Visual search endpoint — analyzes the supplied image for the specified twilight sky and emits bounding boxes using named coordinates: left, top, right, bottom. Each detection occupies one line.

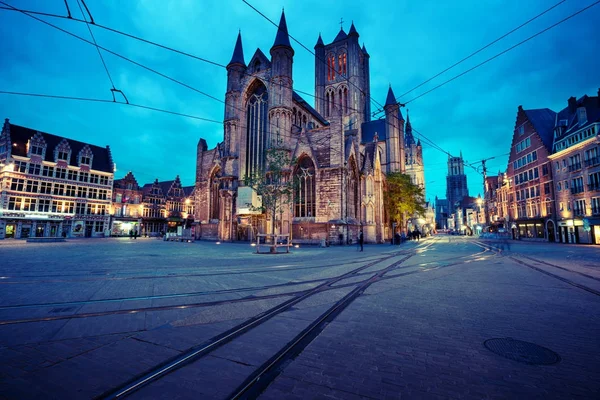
left=0, top=0, right=598, bottom=201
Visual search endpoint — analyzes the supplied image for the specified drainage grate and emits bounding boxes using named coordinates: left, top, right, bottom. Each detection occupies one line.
left=484, top=338, right=560, bottom=365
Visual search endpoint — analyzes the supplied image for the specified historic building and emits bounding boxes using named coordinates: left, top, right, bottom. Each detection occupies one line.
left=109, top=171, right=143, bottom=236
left=504, top=106, right=556, bottom=241
left=194, top=12, right=407, bottom=243
left=446, top=153, right=469, bottom=211
left=434, top=197, right=449, bottom=230
left=548, top=92, right=600, bottom=244
left=0, top=119, right=114, bottom=239
left=140, top=176, right=195, bottom=237
left=404, top=113, right=425, bottom=199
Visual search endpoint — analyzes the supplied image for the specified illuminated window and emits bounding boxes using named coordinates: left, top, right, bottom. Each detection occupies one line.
left=294, top=157, right=316, bottom=218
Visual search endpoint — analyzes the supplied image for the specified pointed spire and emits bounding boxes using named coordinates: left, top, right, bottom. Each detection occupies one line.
left=228, top=31, right=245, bottom=67
left=385, top=85, right=396, bottom=107
left=348, top=21, right=359, bottom=37
left=315, top=33, right=324, bottom=48
left=273, top=10, right=292, bottom=49
left=361, top=43, right=369, bottom=56
left=405, top=110, right=414, bottom=145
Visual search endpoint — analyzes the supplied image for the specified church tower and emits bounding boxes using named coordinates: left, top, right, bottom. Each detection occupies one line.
left=224, top=32, right=246, bottom=158
left=314, top=22, right=371, bottom=133
left=384, top=85, right=403, bottom=173
left=404, top=112, right=425, bottom=198
left=446, top=152, right=469, bottom=209
left=269, top=11, right=294, bottom=149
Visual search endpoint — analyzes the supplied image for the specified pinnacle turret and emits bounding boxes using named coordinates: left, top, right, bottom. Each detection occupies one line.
left=228, top=31, right=245, bottom=67
left=315, top=33, right=324, bottom=48
left=385, top=85, right=397, bottom=107
left=348, top=21, right=359, bottom=37
left=272, top=10, right=292, bottom=51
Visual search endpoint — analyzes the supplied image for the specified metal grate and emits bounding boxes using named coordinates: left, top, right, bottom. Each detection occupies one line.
left=484, top=338, right=560, bottom=365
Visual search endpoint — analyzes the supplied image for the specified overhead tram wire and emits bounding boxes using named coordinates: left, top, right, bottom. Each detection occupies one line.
left=0, top=91, right=223, bottom=124
left=403, top=0, right=600, bottom=105
left=373, top=0, right=568, bottom=113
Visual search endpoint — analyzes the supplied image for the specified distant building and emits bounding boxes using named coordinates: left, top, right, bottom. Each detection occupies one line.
left=110, top=171, right=143, bottom=236
left=434, top=196, right=449, bottom=230
left=140, top=176, right=195, bottom=237
left=484, top=175, right=500, bottom=230
left=0, top=119, right=114, bottom=239
left=446, top=153, right=469, bottom=215
left=548, top=91, right=600, bottom=244
left=404, top=113, right=425, bottom=198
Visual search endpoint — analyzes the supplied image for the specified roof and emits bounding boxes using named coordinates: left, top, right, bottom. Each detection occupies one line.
left=182, top=185, right=195, bottom=197
left=385, top=86, right=396, bottom=107
left=361, top=142, right=377, bottom=173
left=5, top=121, right=114, bottom=173
left=272, top=11, right=292, bottom=49
left=333, top=28, right=347, bottom=42
left=228, top=31, right=245, bottom=66
left=554, top=94, right=600, bottom=141
left=292, top=91, right=329, bottom=126
left=314, top=33, right=324, bottom=48
left=348, top=22, right=358, bottom=37
left=361, top=44, right=369, bottom=56
left=523, top=108, right=556, bottom=152
left=114, top=171, right=139, bottom=190
left=361, top=119, right=386, bottom=143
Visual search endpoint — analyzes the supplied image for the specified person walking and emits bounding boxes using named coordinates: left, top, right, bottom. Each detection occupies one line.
left=129, top=229, right=133, bottom=239
left=133, top=228, right=138, bottom=240
left=359, top=230, right=364, bottom=252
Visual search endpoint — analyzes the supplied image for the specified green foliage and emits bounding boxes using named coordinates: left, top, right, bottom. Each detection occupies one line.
left=385, top=172, right=426, bottom=228
left=243, top=148, right=296, bottom=235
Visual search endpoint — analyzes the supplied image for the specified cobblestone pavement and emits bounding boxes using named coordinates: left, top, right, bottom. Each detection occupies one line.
left=0, top=236, right=599, bottom=399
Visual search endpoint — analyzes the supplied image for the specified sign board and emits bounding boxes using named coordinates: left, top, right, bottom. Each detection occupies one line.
left=583, top=218, right=591, bottom=232
left=236, top=186, right=262, bottom=215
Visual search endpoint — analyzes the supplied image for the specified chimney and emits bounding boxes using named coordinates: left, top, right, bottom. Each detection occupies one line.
left=568, top=96, right=577, bottom=113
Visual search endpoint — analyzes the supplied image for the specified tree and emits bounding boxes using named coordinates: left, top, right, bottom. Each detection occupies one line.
left=385, top=172, right=426, bottom=232
left=244, top=148, right=296, bottom=240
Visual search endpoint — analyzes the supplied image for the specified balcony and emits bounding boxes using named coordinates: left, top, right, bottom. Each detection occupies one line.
left=588, top=183, right=600, bottom=192
left=570, top=187, right=585, bottom=195
left=568, top=163, right=582, bottom=172
left=573, top=208, right=586, bottom=217
left=584, top=157, right=600, bottom=167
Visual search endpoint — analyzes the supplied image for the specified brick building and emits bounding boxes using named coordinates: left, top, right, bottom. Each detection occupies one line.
left=194, top=12, right=407, bottom=243
left=140, top=176, right=194, bottom=237
left=504, top=106, right=557, bottom=240
left=548, top=92, right=600, bottom=244
left=109, top=171, right=143, bottom=236
left=0, top=119, right=114, bottom=239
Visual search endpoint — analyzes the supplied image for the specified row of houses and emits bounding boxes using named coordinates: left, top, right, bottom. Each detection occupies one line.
left=0, top=119, right=194, bottom=239
left=484, top=90, right=600, bottom=245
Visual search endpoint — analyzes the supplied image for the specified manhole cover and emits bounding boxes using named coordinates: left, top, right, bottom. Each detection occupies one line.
left=484, top=338, right=560, bottom=365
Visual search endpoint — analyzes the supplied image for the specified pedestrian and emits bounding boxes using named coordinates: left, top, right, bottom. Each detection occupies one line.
left=413, top=229, right=420, bottom=241
left=359, top=230, right=364, bottom=252
left=129, top=229, right=133, bottom=239
left=401, top=231, right=406, bottom=243
left=133, top=229, right=138, bottom=240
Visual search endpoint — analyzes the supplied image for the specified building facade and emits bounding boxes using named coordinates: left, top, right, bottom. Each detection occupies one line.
left=194, top=12, right=408, bottom=244
left=504, top=106, right=557, bottom=241
left=548, top=93, right=600, bottom=244
left=0, top=119, right=114, bottom=239
left=446, top=153, right=469, bottom=213
left=110, top=171, right=143, bottom=236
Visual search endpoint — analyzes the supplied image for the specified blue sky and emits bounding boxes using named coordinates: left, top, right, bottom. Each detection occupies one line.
left=0, top=0, right=598, bottom=201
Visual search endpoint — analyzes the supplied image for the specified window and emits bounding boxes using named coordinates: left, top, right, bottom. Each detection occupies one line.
left=53, top=184, right=65, bottom=196
left=99, top=189, right=108, bottom=200
left=65, top=185, right=76, bottom=197
left=564, top=180, right=569, bottom=189
left=10, top=178, right=25, bottom=191
left=542, top=164, right=549, bottom=176
left=15, top=161, right=27, bottom=173
left=556, top=162, right=560, bottom=171
left=90, top=174, right=99, bottom=184
left=57, top=151, right=68, bottom=160
left=589, top=172, right=600, bottom=191
left=532, top=151, right=537, bottom=161
left=77, top=187, right=87, bottom=198
left=55, top=168, right=66, bottom=179
left=25, top=181, right=38, bottom=193
left=88, top=188, right=98, bottom=199
left=574, top=199, right=586, bottom=216
left=327, top=54, right=336, bottom=81
left=95, top=221, right=105, bottom=232
left=22, top=198, right=36, bottom=211
left=544, top=183, right=550, bottom=195
left=518, top=125, right=525, bottom=135
left=42, top=166, right=54, bottom=177
left=79, top=172, right=88, bottom=183
left=294, top=157, right=316, bottom=218
left=245, top=82, right=269, bottom=178
left=67, top=170, right=77, bottom=181
left=75, top=203, right=86, bottom=215
left=516, top=191, right=521, bottom=201
left=38, top=199, right=50, bottom=212
left=534, top=168, right=539, bottom=178
left=592, top=197, right=600, bottom=214
left=8, top=197, right=22, bottom=210
left=30, top=145, right=43, bottom=155
left=80, top=156, right=91, bottom=165
left=28, top=163, right=41, bottom=175
left=40, top=182, right=52, bottom=194
left=557, top=182, right=562, bottom=191
left=99, top=176, right=109, bottom=186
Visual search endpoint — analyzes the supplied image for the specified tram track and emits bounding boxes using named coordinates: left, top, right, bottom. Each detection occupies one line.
left=96, top=240, right=494, bottom=399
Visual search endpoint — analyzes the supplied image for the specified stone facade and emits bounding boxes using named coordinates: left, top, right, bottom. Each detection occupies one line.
left=194, top=12, right=407, bottom=244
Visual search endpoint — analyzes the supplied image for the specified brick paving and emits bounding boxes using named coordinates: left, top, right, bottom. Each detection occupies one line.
left=0, top=236, right=599, bottom=399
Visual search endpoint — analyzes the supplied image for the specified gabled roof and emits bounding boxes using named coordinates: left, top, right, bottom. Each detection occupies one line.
left=5, top=122, right=114, bottom=173
left=182, top=185, right=195, bottom=197
left=114, top=171, right=139, bottom=190
left=292, top=91, right=328, bottom=126
left=523, top=108, right=556, bottom=152
left=333, top=28, right=347, bottom=42
left=361, top=142, right=377, bottom=173
left=247, top=48, right=271, bottom=71
left=554, top=95, right=600, bottom=140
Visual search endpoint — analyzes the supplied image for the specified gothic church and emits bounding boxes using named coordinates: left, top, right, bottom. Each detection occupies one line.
left=194, top=11, right=411, bottom=243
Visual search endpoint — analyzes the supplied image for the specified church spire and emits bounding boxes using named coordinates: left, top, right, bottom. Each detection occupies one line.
left=272, top=10, right=292, bottom=51
left=385, top=85, right=396, bottom=107
left=348, top=21, right=359, bottom=37
left=314, top=33, right=324, bottom=48
left=405, top=110, right=415, bottom=146
left=228, top=31, right=245, bottom=67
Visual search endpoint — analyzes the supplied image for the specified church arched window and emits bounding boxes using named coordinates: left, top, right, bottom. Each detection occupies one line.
left=343, top=87, right=349, bottom=114
left=294, top=157, right=316, bottom=218
left=338, top=52, right=347, bottom=76
left=210, top=169, right=221, bottom=220
left=245, top=82, right=269, bottom=177
left=327, top=54, right=335, bottom=81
